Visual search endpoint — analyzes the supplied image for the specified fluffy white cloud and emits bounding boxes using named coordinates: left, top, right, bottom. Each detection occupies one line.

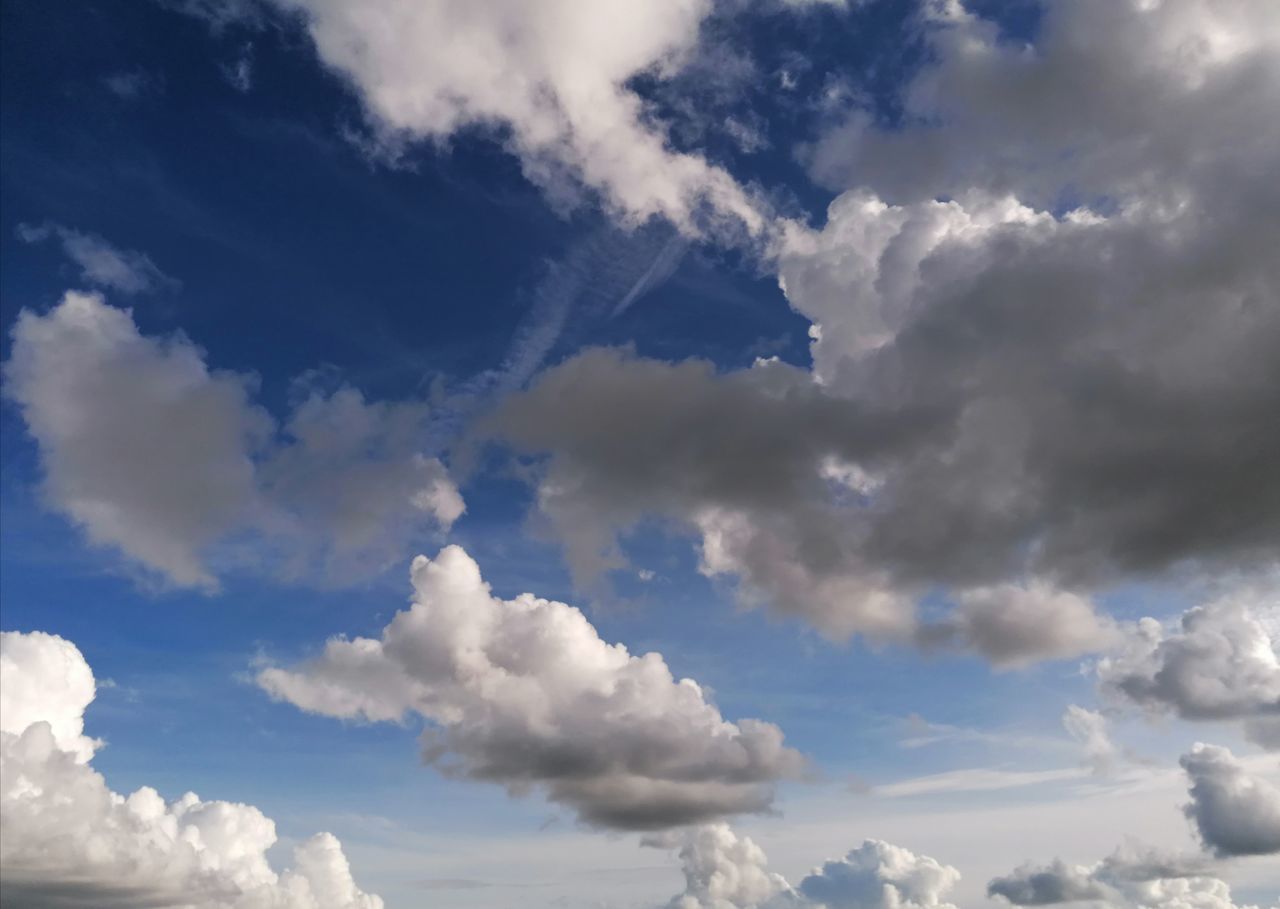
left=0, top=630, right=382, bottom=909
left=256, top=544, right=805, bottom=831
left=652, top=824, right=794, bottom=909
left=1097, top=594, right=1280, bottom=748
left=2, top=292, right=462, bottom=589
left=652, top=825, right=961, bottom=909
left=795, top=840, right=961, bottom=909
left=16, top=222, right=177, bottom=295
left=1180, top=743, right=1280, bottom=858
left=264, top=0, right=763, bottom=234
left=0, top=630, right=100, bottom=763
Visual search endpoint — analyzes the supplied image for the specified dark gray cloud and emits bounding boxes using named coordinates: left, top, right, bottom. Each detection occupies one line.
left=1181, top=743, right=1280, bottom=858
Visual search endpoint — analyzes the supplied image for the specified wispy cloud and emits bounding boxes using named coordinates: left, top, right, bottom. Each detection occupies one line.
left=16, top=222, right=178, bottom=295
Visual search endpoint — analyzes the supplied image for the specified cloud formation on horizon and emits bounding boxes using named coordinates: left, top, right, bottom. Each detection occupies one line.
left=0, top=630, right=383, bottom=909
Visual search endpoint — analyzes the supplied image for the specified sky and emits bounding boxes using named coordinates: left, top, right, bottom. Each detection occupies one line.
left=0, top=1, right=1277, bottom=908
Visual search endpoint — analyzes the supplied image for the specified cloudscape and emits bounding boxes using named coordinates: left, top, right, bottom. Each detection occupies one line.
left=1, top=1, right=1277, bottom=907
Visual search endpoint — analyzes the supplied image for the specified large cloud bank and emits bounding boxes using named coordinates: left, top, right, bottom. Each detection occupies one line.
left=2, top=291, right=463, bottom=589
left=483, top=0, right=1280, bottom=654
left=0, top=630, right=382, bottom=909
left=256, top=545, right=805, bottom=830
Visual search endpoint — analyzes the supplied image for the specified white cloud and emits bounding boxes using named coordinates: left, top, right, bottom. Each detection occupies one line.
left=796, top=839, right=961, bottom=909
left=17, top=222, right=177, bottom=295
left=651, top=823, right=794, bottom=909
left=0, top=630, right=382, bottom=909
left=1061, top=706, right=1118, bottom=776
left=1097, top=593, right=1280, bottom=748
left=264, top=0, right=764, bottom=234
left=2, top=292, right=463, bottom=589
left=652, top=825, right=961, bottom=909
left=0, top=630, right=100, bottom=762
left=256, top=544, right=805, bottom=831
left=871, top=766, right=1086, bottom=800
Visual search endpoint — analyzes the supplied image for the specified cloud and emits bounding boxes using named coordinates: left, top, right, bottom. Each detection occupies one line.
left=1180, top=743, right=1280, bottom=858
left=2, top=291, right=462, bottom=589
left=918, top=585, right=1117, bottom=670
left=0, top=630, right=382, bottom=909
left=484, top=347, right=1128, bottom=664
left=796, top=840, right=961, bottom=909
left=256, top=545, right=805, bottom=831
left=986, top=739, right=1278, bottom=907
left=1096, top=593, right=1280, bottom=748
left=17, top=222, right=177, bottom=295
left=652, top=825, right=960, bottom=909
left=987, top=844, right=1248, bottom=909
left=489, top=47, right=1279, bottom=651
left=1061, top=706, right=1118, bottom=776
left=806, top=0, right=1280, bottom=209
left=870, top=766, right=1085, bottom=800
left=257, top=0, right=764, bottom=235
left=986, top=848, right=1240, bottom=909
left=650, top=824, right=793, bottom=909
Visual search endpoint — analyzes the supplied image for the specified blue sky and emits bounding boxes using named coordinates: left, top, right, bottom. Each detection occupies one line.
left=1, top=2, right=1278, bottom=908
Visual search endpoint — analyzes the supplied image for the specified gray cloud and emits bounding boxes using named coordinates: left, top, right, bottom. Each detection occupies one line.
left=1097, top=594, right=1280, bottom=748
left=16, top=222, right=177, bottom=295
left=3, top=292, right=462, bottom=589
left=257, top=545, right=806, bottom=831
left=988, top=845, right=1237, bottom=908
left=806, top=0, right=1280, bottom=210
left=1181, top=743, right=1280, bottom=858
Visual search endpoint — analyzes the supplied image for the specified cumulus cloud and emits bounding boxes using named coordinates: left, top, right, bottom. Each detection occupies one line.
left=0, top=630, right=382, bottom=909
left=16, top=222, right=177, bottom=295
left=795, top=840, right=961, bottom=909
left=651, top=824, right=794, bottom=909
left=2, top=291, right=462, bottom=589
left=807, top=0, right=1280, bottom=208
left=986, top=846, right=1246, bottom=909
left=259, top=0, right=763, bottom=234
left=1097, top=594, right=1280, bottom=748
left=652, top=824, right=961, bottom=909
left=1180, top=743, right=1280, bottom=858
left=256, top=545, right=805, bottom=831
left=488, top=0, right=1280, bottom=654
left=987, top=740, right=1279, bottom=907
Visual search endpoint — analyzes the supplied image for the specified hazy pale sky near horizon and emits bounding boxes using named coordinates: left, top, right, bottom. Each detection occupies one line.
left=1, top=1, right=1278, bottom=908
